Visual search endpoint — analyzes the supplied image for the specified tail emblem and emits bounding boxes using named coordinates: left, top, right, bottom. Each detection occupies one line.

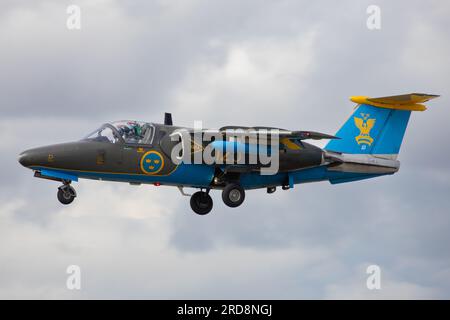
left=354, top=113, right=376, bottom=149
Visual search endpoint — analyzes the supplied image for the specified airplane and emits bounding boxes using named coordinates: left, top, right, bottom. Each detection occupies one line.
left=18, top=93, right=439, bottom=215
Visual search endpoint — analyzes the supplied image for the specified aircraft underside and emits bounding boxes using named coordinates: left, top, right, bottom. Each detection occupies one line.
left=28, top=158, right=395, bottom=214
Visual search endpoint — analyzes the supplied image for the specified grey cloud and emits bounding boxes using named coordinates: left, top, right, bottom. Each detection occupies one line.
left=1, top=0, right=450, bottom=299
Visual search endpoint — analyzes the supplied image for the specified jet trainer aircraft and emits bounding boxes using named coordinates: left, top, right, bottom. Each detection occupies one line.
left=19, top=93, right=439, bottom=215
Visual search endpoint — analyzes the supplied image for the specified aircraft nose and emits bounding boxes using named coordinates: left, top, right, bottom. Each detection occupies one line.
left=18, top=148, right=44, bottom=168
left=18, top=151, right=32, bottom=167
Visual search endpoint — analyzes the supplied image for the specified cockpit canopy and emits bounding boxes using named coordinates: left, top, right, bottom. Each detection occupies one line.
left=83, top=121, right=155, bottom=144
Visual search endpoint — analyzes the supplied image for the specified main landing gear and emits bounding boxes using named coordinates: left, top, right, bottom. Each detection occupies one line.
left=57, top=181, right=77, bottom=205
left=190, top=190, right=213, bottom=215
left=222, top=183, right=245, bottom=208
left=188, top=183, right=246, bottom=215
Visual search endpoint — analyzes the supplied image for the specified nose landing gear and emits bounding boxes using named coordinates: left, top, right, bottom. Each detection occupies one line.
left=57, top=182, right=77, bottom=205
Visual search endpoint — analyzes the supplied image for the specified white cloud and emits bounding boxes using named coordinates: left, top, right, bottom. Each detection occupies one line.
left=170, top=30, right=317, bottom=127
left=401, top=22, right=450, bottom=81
left=0, top=183, right=337, bottom=299
left=325, top=264, right=441, bottom=299
left=2, top=0, right=450, bottom=299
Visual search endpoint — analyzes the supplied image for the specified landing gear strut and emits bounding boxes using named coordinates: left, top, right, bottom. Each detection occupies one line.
left=57, top=182, right=76, bottom=205
left=190, top=190, right=213, bottom=215
left=222, top=183, right=245, bottom=208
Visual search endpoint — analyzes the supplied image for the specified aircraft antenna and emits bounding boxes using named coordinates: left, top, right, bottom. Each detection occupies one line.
left=164, top=112, right=173, bottom=125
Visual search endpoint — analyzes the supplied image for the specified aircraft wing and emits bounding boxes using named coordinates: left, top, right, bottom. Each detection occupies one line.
left=284, top=131, right=340, bottom=140
left=218, top=126, right=339, bottom=140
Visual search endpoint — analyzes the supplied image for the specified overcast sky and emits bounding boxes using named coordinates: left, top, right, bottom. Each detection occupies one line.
left=1, top=0, right=450, bottom=299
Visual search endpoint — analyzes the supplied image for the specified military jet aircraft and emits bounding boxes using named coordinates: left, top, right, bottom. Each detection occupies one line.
left=19, top=93, right=438, bottom=215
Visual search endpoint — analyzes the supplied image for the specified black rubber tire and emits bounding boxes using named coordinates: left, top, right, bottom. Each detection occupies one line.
left=190, top=191, right=213, bottom=215
left=57, top=188, right=75, bottom=205
left=222, top=183, right=245, bottom=208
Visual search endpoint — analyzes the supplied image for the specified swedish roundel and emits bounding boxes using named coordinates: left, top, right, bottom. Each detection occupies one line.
left=140, top=151, right=164, bottom=175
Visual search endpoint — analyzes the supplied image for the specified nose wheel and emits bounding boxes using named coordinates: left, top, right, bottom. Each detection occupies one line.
left=190, top=191, right=213, bottom=215
left=57, top=183, right=77, bottom=205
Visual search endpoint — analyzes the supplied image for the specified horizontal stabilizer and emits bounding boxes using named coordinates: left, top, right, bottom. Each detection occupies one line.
left=368, top=93, right=439, bottom=104
left=350, top=93, right=439, bottom=111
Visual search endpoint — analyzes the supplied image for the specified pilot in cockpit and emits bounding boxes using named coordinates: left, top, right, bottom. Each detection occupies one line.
left=117, top=122, right=145, bottom=143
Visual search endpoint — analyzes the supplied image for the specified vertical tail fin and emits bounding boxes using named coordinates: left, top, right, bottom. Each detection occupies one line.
left=325, top=93, right=439, bottom=157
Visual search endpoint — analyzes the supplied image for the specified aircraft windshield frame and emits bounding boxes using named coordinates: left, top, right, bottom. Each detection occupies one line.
left=83, top=124, right=123, bottom=144
left=83, top=121, right=155, bottom=145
